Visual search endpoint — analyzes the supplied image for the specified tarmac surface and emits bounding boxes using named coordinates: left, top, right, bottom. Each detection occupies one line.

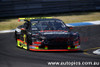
left=0, top=25, right=100, bottom=67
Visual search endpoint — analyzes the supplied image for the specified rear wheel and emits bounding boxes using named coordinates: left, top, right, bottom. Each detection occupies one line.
left=17, top=39, right=23, bottom=48
left=15, top=31, right=18, bottom=42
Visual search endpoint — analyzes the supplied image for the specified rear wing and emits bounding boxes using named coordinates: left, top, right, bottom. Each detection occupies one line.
left=18, top=17, right=52, bottom=22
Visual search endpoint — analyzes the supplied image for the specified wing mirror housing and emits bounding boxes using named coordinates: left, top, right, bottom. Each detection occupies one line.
left=68, top=27, right=73, bottom=30
left=21, top=28, right=25, bottom=30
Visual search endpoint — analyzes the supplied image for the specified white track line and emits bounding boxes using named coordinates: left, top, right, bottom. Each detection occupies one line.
left=93, top=49, right=100, bottom=55
left=88, top=21, right=100, bottom=25
left=0, top=30, right=15, bottom=33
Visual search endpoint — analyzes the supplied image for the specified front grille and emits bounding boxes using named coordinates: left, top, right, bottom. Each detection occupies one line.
left=48, top=45, right=67, bottom=49
left=46, top=38, right=73, bottom=45
left=41, top=38, right=73, bottom=49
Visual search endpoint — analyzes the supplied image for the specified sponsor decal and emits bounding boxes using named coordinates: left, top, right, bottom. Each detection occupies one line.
left=43, top=32, right=68, bottom=34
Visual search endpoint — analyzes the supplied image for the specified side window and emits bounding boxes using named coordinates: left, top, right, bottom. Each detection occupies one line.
left=24, top=23, right=27, bottom=29
left=24, top=22, right=29, bottom=29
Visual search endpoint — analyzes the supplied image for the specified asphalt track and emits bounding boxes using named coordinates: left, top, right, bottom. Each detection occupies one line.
left=0, top=25, right=100, bottom=67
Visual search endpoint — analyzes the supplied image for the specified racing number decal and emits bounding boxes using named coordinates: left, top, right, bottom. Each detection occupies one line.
left=22, top=34, right=27, bottom=50
left=23, top=34, right=26, bottom=43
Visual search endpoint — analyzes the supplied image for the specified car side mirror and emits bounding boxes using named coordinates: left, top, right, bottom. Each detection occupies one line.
left=68, top=27, right=73, bottom=29
left=21, top=28, right=25, bottom=30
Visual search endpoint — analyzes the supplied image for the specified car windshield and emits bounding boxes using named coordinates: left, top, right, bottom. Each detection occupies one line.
left=31, top=20, right=67, bottom=31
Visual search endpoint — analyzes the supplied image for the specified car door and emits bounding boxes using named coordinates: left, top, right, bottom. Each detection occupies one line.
left=20, top=22, right=29, bottom=42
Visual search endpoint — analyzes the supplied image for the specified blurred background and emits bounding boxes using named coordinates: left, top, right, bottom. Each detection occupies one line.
left=0, top=0, right=100, bottom=30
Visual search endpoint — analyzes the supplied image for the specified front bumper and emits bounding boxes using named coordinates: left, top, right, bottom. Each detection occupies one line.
left=29, top=45, right=80, bottom=51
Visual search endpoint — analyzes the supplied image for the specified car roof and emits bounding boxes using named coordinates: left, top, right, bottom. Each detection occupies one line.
left=30, top=18, right=62, bottom=22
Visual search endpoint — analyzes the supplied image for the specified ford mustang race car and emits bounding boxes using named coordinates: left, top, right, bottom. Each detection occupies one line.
left=15, top=17, right=80, bottom=51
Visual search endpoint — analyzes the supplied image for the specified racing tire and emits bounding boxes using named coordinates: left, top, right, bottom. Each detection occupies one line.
left=26, top=35, right=32, bottom=51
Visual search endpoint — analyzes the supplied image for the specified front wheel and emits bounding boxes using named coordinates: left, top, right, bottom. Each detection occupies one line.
left=26, top=35, right=32, bottom=50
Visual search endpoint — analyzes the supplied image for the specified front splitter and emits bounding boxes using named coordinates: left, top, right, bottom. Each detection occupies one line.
left=29, top=49, right=80, bottom=51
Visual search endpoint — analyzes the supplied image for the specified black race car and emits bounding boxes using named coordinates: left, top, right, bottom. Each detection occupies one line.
left=15, top=18, right=80, bottom=51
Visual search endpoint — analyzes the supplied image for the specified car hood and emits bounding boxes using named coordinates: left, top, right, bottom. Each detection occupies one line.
left=38, top=31, right=74, bottom=39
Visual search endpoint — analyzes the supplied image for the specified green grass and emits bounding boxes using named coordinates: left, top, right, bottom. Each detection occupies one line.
left=0, top=11, right=100, bottom=31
